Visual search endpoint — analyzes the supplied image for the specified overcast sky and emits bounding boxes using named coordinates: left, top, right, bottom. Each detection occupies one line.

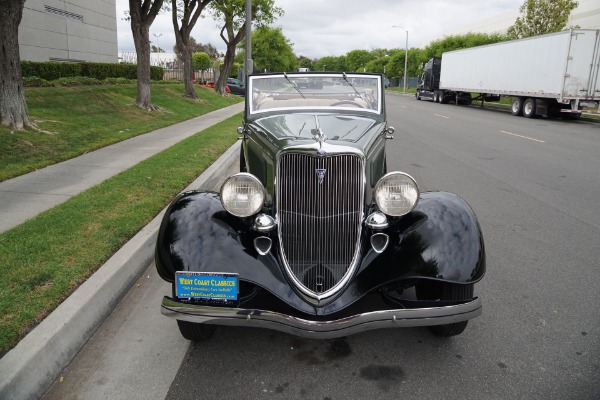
left=116, top=0, right=524, bottom=58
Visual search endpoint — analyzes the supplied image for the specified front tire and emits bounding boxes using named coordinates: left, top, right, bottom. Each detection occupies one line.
left=177, top=320, right=216, bottom=342
left=416, top=281, right=474, bottom=337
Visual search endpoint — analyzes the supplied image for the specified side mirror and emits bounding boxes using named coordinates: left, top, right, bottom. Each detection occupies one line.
left=385, top=126, right=395, bottom=140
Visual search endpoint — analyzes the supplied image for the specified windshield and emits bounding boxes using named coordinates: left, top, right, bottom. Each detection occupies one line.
left=256, top=114, right=376, bottom=142
left=248, top=73, right=382, bottom=115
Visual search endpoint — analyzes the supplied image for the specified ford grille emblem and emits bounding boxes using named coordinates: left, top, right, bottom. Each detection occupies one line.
left=316, top=168, right=326, bottom=185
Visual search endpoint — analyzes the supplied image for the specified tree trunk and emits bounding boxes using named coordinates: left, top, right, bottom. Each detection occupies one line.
left=181, top=45, right=197, bottom=98
left=170, top=0, right=212, bottom=100
left=129, top=0, right=164, bottom=110
left=0, top=0, right=31, bottom=130
left=131, top=19, right=153, bottom=109
left=216, top=43, right=236, bottom=95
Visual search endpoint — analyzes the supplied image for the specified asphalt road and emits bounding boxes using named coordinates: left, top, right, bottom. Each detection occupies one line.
left=43, top=95, right=600, bottom=400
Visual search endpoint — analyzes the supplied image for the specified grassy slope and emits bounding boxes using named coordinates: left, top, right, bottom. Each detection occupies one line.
left=0, top=84, right=240, bottom=181
left=0, top=113, right=242, bottom=356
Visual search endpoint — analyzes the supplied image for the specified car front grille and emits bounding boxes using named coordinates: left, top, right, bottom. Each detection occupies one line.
left=277, top=153, right=364, bottom=297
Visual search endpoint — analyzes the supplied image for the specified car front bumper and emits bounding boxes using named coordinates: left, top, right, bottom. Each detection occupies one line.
left=161, top=296, right=482, bottom=339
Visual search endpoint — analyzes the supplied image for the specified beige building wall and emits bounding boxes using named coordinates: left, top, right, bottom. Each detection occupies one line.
left=19, top=0, right=117, bottom=63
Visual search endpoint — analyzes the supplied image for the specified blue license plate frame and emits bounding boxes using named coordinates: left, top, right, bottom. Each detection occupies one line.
left=175, top=272, right=239, bottom=301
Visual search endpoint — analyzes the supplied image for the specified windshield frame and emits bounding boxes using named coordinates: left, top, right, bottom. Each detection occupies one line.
left=245, top=73, right=385, bottom=122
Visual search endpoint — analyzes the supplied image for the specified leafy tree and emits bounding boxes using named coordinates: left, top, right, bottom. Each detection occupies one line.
left=365, top=57, right=389, bottom=74
left=0, top=0, right=30, bottom=130
left=171, top=0, right=213, bottom=98
left=369, top=48, right=390, bottom=59
left=193, top=52, right=212, bottom=70
left=297, top=56, right=313, bottom=70
left=252, top=26, right=296, bottom=72
left=345, top=49, right=375, bottom=72
left=314, top=56, right=346, bottom=72
left=209, top=0, right=282, bottom=95
left=193, top=51, right=211, bottom=81
left=383, top=48, right=423, bottom=81
left=507, top=0, right=579, bottom=39
left=422, top=32, right=509, bottom=61
left=129, top=0, right=165, bottom=110
left=174, top=37, right=220, bottom=59
left=151, top=44, right=165, bottom=52
left=385, top=50, right=405, bottom=80
left=234, top=48, right=245, bottom=64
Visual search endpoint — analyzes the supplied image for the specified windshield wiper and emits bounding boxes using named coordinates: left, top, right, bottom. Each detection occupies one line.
left=342, top=72, right=364, bottom=100
left=297, top=121, right=306, bottom=138
left=284, top=72, right=305, bottom=99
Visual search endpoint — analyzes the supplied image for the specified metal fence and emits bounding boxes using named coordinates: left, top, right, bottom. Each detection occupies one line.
left=163, top=67, right=215, bottom=82
left=389, top=76, right=418, bottom=88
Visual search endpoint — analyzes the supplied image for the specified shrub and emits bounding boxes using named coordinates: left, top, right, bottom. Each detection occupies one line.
left=150, top=66, right=164, bottom=81
left=21, top=61, right=165, bottom=82
left=23, top=76, right=52, bottom=87
left=103, top=77, right=136, bottom=85
left=52, top=76, right=102, bottom=86
left=21, top=61, right=82, bottom=80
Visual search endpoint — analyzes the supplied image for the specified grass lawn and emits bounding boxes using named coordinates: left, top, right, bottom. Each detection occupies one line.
left=386, top=86, right=416, bottom=94
left=0, top=113, right=242, bottom=357
left=0, top=84, right=241, bottom=181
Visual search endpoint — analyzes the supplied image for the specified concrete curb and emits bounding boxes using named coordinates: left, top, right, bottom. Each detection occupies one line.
left=0, top=141, right=241, bottom=400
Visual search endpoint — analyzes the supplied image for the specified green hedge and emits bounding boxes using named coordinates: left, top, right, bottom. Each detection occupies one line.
left=21, top=61, right=163, bottom=81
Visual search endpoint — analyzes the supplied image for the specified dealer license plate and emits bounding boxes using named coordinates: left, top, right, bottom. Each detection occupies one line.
left=175, top=272, right=238, bottom=301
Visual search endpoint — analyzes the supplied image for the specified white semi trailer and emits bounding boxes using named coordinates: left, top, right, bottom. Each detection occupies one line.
left=415, top=29, right=600, bottom=119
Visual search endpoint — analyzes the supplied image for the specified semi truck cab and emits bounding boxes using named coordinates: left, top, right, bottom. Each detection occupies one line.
left=416, top=57, right=441, bottom=101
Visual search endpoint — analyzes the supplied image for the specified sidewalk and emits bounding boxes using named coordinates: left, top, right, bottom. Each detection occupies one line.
left=0, top=103, right=243, bottom=400
left=0, top=102, right=244, bottom=234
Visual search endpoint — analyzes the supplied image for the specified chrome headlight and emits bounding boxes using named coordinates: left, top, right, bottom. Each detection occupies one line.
left=220, top=173, right=265, bottom=217
left=374, top=172, right=419, bottom=216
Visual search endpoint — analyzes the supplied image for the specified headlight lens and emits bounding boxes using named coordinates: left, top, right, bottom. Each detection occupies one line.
left=374, top=172, right=419, bottom=216
left=220, top=173, right=265, bottom=217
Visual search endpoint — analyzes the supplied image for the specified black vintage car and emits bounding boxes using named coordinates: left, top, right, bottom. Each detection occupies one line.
left=155, top=72, right=485, bottom=341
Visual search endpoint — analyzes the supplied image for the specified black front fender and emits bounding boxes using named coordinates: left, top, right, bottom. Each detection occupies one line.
left=155, top=191, right=485, bottom=315
left=155, top=191, right=317, bottom=314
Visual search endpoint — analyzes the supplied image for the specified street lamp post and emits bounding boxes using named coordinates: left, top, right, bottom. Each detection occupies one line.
left=244, top=0, right=253, bottom=83
left=392, top=26, right=408, bottom=93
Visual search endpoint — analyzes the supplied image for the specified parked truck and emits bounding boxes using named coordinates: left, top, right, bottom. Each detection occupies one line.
left=416, top=29, right=600, bottom=119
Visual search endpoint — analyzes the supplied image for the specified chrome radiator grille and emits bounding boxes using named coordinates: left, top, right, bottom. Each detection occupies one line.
left=277, top=153, right=364, bottom=297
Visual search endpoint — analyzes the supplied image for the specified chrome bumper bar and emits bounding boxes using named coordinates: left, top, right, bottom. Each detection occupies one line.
left=161, top=296, right=482, bottom=339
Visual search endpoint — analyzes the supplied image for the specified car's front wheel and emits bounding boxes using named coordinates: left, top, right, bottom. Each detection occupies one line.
left=177, top=320, right=216, bottom=342
left=416, top=281, right=474, bottom=337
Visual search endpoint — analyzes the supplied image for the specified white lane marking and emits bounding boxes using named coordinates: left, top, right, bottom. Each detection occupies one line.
left=399, top=105, right=407, bottom=108
left=500, top=130, right=545, bottom=143
left=434, top=114, right=450, bottom=119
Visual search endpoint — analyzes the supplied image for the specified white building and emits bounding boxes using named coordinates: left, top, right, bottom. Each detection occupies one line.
left=118, top=52, right=179, bottom=67
left=19, top=0, right=118, bottom=63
